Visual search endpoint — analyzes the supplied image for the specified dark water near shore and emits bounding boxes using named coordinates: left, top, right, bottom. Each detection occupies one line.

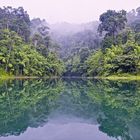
left=0, top=78, right=140, bottom=140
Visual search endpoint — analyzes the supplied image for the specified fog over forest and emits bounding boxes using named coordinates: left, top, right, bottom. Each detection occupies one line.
left=0, top=4, right=140, bottom=77
left=0, top=2, right=140, bottom=140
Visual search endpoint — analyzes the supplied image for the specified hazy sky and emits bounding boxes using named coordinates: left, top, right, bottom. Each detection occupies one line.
left=0, top=0, right=140, bottom=23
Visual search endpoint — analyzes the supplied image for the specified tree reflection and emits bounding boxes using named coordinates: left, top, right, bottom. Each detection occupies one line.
left=0, top=79, right=63, bottom=136
left=0, top=78, right=140, bottom=140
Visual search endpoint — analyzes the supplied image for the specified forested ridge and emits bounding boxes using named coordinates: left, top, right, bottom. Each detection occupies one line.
left=0, top=6, right=140, bottom=78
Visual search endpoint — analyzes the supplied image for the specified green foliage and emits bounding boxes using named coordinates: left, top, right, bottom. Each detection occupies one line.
left=101, top=36, right=114, bottom=50
left=98, top=10, right=127, bottom=50
left=86, top=8, right=140, bottom=77
left=0, top=6, right=30, bottom=42
left=45, top=52, right=65, bottom=76
left=86, top=41, right=140, bottom=76
left=0, top=6, right=140, bottom=78
left=0, top=29, right=64, bottom=76
left=98, top=10, right=127, bottom=37
left=0, top=79, right=140, bottom=139
left=0, top=79, right=64, bottom=136
left=135, top=32, right=140, bottom=45
left=0, top=7, right=64, bottom=77
left=0, top=68, right=11, bottom=78
left=30, top=18, right=52, bottom=57
left=87, top=80, right=140, bottom=139
left=86, top=50, right=103, bottom=76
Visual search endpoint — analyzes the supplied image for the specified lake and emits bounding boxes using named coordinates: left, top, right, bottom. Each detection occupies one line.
left=0, top=78, right=140, bottom=140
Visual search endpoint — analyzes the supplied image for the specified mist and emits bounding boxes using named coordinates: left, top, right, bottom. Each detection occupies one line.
left=0, top=0, right=140, bottom=24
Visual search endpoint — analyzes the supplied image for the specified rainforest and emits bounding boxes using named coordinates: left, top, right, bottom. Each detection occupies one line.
left=0, top=6, right=139, bottom=79
left=0, top=2, right=140, bottom=140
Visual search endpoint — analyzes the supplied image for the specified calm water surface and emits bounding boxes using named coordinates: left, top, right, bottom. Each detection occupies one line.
left=0, top=78, right=140, bottom=140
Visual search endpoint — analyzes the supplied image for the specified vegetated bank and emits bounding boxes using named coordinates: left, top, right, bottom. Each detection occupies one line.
left=85, top=9, right=140, bottom=80
left=0, top=7, right=64, bottom=79
left=0, top=6, right=140, bottom=80
left=60, top=8, right=140, bottom=80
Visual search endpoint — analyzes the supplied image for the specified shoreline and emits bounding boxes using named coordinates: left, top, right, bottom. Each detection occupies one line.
left=0, top=76, right=59, bottom=80
left=0, top=75, right=140, bottom=81
left=95, top=75, right=140, bottom=81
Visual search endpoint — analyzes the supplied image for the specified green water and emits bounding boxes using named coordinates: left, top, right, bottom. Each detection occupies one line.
left=0, top=78, right=140, bottom=140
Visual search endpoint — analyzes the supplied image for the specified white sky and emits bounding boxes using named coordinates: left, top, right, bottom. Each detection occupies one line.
left=0, top=0, right=140, bottom=23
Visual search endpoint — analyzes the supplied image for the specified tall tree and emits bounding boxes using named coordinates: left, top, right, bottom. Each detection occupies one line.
left=98, top=10, right=127, bottom=50
left=0, top=6, right=30, bottom=42
left=98, top=10, right=127, bottom=37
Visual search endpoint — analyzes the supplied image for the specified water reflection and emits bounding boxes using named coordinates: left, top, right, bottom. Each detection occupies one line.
left=0, top=78, right=139, bottom=140
left=0, top=79, right=63, bottom=137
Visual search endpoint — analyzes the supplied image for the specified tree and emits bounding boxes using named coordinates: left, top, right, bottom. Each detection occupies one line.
left=0, top=29, right=22, bottom=73
left=0, top=6, right=30, bottom=42
left=0, top=7, right=64, bottom=77
left=136, top=7, right=140, bottom=16
left=0, top=29, right=64, bottom=76
left=86, top=50, right=103, bottom=76
left=135, top=33, right=140, bottom=45
left=98, top=10, right=127, bottom=49
left=30, top=18, right=53, bottom=57
left=98, top=10, right=127, bottom=37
